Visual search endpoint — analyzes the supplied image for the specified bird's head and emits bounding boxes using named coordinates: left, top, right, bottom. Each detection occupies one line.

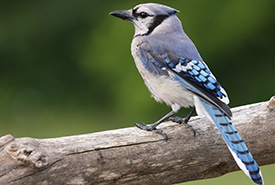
left=110, top=3, right=179, bottom=37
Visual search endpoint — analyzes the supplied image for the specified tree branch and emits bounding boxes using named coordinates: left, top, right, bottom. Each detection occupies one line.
left=1, top=96, right=275, bottom=185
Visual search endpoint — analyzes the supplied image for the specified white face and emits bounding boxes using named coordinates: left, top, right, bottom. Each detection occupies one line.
left=131, top=7, right=157, bottom=36
left=110, top=3, right=178, bottom=37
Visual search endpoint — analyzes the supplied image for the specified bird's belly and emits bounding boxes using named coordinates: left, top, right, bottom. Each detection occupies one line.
left=144, top=71, right=194, bottom=108
left=131, top=40, right=194, bottom=108
left=133, top=56, right=194, bottom=108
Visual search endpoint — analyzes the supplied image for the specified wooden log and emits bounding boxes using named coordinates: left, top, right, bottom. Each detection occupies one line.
left=1, top=97, right=275, bottom=185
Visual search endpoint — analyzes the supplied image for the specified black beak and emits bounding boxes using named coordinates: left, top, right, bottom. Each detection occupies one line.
left=109, top=10, right=133, bottom=21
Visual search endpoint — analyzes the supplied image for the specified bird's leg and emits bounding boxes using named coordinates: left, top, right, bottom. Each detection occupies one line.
left=169, top=107, right=195, bottom=124
left=168, top=107, right=196, bottom=137
left=135, top=110, right=177, bottom=141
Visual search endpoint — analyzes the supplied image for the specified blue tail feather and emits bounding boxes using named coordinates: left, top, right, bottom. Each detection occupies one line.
left=199, top=99, right=263, bottom=185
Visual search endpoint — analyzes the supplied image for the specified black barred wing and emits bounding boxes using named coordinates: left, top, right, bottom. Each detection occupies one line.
left=138, top=49, right=231, bottom=116
left=170, top=57, right=227, bottom=101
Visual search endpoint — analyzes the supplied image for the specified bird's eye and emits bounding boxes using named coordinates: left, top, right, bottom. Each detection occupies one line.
left=139, top=12, right=149, bottom=18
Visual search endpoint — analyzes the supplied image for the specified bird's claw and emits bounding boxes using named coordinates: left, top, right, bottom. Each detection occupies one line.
left=168, top=116, right=197, bottom=137
left=135, top=123, right=168, bottom=141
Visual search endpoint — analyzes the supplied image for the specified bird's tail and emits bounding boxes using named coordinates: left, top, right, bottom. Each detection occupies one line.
left=194, top=96, right=263, bottom=185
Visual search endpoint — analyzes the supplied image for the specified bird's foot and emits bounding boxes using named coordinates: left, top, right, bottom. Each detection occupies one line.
left=168, top=116, right=196, bottom=137
left=135, top=123, right=168, bottom=141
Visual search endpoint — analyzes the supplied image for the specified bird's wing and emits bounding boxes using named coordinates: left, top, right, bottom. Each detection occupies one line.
left=138, top=47, right=232, bottom=117
left=137, top=46, right=265, bottom=184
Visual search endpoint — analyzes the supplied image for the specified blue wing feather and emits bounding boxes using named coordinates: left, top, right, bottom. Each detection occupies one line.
left=140, top=49, right=226, bottom=100
left=139, top=49, right=231, bottom=117
left=138, top=50, right=167, bottom=76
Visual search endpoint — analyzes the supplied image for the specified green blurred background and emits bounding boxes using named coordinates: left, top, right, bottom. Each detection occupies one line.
left=0, top=0, right=274, bottom=184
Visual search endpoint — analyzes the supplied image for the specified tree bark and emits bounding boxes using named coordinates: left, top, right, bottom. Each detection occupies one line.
left=1, top=97, right=275, bottom=185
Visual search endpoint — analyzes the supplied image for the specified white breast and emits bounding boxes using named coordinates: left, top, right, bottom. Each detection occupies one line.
left=131, top=38, right=195, bottom=109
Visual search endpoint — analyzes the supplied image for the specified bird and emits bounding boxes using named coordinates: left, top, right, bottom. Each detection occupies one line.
left=110, top=3, right=263, bottom=184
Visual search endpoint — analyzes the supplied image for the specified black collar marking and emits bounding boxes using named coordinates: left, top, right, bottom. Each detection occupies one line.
left=134, top=10, right=177, bottom=38
left=134, top=14, right=169, bottom=38
left=145, top=14, right=169, bottom=36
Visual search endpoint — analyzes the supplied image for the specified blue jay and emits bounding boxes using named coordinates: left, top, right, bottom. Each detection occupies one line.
left=110, top=3, right=263, bottom=184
